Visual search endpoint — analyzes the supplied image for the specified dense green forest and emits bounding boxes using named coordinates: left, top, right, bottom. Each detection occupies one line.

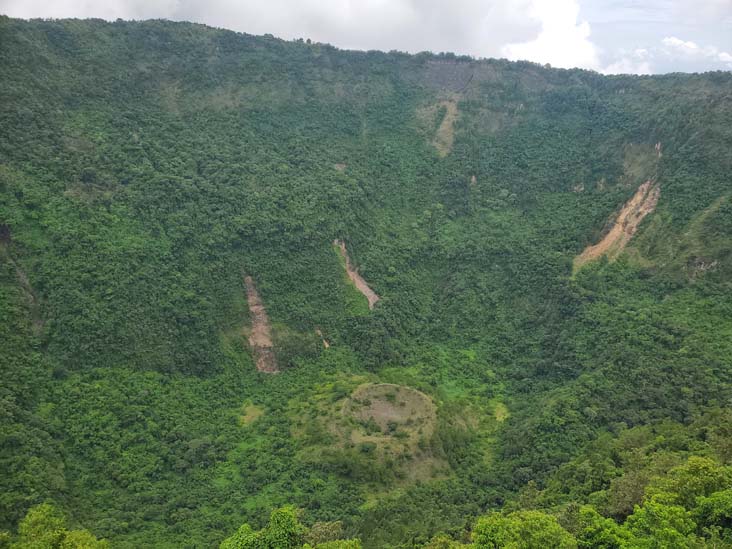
left=1, top=16, right=732, bottom=548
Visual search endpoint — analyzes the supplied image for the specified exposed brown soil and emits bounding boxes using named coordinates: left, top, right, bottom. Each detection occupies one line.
left=334, top=163, right=347, bottom=172
left=244, top=275, right=279, bottom=373
left=334, top=240, right=380, bottom=309
left=433, top=99, right=458, bottom=157
left=574, top=180, right=660, bottom=270
left=315, top=328, right=330, bottom=349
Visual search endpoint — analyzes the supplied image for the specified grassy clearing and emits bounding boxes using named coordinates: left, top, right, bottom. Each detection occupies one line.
left=239, top=403, right=264, bottom=426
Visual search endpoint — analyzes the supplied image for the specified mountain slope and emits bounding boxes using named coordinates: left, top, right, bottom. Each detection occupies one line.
left=1, top=16, right=731, bottom=548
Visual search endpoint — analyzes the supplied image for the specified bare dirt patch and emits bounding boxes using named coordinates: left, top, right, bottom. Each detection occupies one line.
left=574, top=180, right=660, bottom=270
left=334, top=240, right=380, bottom=309
left=416, top=97, right=460, bottom=157
left=432, top=99, right=459, bottom=157
left=244, top=275, right=279, bottom=373
left=315, top=328, right=330, bottom=349
left=334, top=163, right=347, bottom=172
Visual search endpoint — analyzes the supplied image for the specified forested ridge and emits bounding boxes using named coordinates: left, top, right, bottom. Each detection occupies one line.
left=1, top=16, right=732, bottom=548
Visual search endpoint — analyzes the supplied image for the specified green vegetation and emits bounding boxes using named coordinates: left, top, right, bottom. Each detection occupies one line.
left=7, top=503, right=108, bottom=548
left=1, top=15, right=731, bottom=548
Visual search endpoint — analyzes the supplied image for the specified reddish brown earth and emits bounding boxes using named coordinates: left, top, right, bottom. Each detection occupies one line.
left=334, top=240, right=380, bottom=309
left=244, top=275, right=278, bottom=373
left=574, top=180, right=660, bottom=270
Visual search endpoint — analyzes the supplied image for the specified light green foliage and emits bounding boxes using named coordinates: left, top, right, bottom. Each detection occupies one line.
left=645, top=457, right=732, bottom=508
left=221, top=508, right=360, bottom=549
left=623, top=501, right=698, bottom=548
left=220, top=524, right=256, bottom=549
left=303, top=521, right=347, bottom=547
left=473, top=511, right=576, bottom=548
left=423, top=533, right=472, bottom=548
left=694, top=489, right=732, bottom=536
left=220, top=507, right=307, bottom=549
left=1, top=15, right=732, bottom=549
left=306, top=540, right=362, bottom=549
left=575, top=505, right=630, bottom=548
left=10, top=504, right=108, bottom=549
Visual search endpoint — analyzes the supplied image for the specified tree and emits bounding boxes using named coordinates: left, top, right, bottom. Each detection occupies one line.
left=221, top=508, right=361, bottom=549
left=10, top=504, right=108, bottom=549
left=303, top=541, right=362, bottom=549
left=220, top=507, right=306, bottom=549
left=694, top=489, right=732, bottom=536
left=645, top=457, right=732, bottom=509
left=575, top=505, right=630, bottom=549
left=473, top=510, right=577, bottom=549
left=622, top=501, right=698, bottom=548
left=422, top=533, right=471, bottom=548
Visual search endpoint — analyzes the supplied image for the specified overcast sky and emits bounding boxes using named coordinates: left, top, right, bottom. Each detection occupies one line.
left=2, top=0, right=731, bottom=74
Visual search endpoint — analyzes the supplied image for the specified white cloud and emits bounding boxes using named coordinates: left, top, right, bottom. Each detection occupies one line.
left=662, top=36, right=699, bottom=52
left=501, top=0, right=600, bottom=69
left=602, top=35, right=732, bottom=74
left=662, top=35, right=732, bottom=68
left=0, top=0, right=539, bottom=58
left=1, top=0, right=731, bottom=73
left=603, top=58, right=651, bottom=75
left=602, top=46, right=651, bottom=74
left=0, top=0, right=180, bottom=20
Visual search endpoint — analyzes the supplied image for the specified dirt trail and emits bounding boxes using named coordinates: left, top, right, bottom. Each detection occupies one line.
left=244, top=275, right=278, bottom=373
left=334, top=240, right=380, bottom=309
left=574, top=180, right=660, bottom=270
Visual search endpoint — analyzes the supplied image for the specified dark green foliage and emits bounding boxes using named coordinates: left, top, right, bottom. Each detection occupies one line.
left=1, top=15, right=731, bottom=548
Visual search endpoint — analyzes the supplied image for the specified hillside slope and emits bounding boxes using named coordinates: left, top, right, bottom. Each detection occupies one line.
left=1, top=17, right=731, bottom=548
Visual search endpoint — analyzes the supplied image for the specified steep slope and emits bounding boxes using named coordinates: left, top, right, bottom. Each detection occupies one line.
left=1, top=16, right=731, bottom=548
left=244, top=276, right=278, bottom=373
left=334, top=239, right=380, bottom=309
left=574, top=179, right=660, bottom=270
